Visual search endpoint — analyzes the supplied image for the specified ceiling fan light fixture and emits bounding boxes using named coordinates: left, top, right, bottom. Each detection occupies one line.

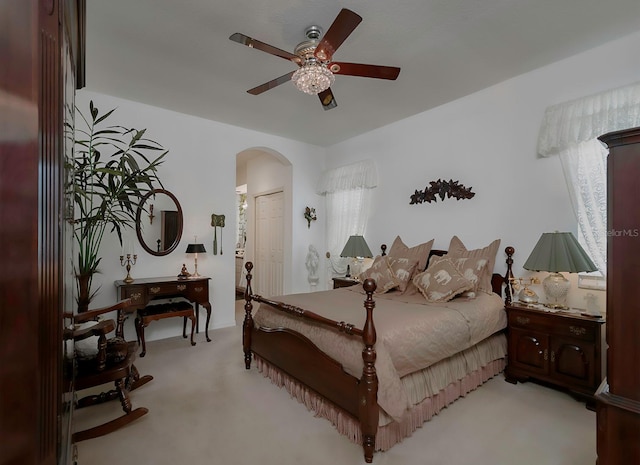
left=292, top=61, right=335, bottom=95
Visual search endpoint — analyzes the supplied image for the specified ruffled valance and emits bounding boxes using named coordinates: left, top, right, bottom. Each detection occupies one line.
left=316, top=160, right=378, bottom=195
left=537, top=81, right=640, bottom=158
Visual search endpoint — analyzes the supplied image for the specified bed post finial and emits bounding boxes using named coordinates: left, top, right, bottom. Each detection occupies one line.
left=243, top=262, right=255, bottom=369
left=360, top=278, right=379, bottom=463
left=504, top=247, right=515, bottom=305
left=380, top=244, right=387, bottom=256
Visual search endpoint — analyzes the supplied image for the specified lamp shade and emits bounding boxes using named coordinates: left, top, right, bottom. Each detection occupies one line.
left=186, top=243, right=206, bottom=254
left=340, top=235, right=373, bottom=258
left=523, top=232, right=597, bottom=273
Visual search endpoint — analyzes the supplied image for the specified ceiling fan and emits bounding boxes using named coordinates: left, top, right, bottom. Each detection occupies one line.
left=229, top=8, right=401, bottom=110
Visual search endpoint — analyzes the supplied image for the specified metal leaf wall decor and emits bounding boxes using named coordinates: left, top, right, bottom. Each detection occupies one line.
left=410, top=179, right=475, bottom=205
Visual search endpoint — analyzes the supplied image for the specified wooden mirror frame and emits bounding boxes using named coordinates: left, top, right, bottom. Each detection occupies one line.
left=135, top=189, right=183, bottom=256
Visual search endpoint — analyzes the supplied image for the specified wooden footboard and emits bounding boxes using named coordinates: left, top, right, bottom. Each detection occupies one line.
left=242, top=246, right=515, bottom=462
left=243, top=262, right=379, bottom=462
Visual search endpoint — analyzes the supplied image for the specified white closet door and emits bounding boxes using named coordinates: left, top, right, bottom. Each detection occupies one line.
left=255, top=191, right=284, bottom=297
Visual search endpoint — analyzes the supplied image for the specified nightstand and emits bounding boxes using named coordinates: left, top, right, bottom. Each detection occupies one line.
left=504, top=302, right=605, bottom=410
left=332, top=277, right=360, bottom=289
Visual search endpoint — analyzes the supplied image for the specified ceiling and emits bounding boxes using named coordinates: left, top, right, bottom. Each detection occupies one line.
left=85, top=0, right=640, bottom=147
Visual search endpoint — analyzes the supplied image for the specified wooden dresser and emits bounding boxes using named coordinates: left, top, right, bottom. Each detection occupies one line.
left=115, top=276, right=212, bottom=342
left=596, top=127, right=640, bottom=464
left=504, top=303, right=605, bottom=409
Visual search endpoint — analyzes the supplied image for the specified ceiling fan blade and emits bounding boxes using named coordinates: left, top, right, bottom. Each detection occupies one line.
left=247, top=71, right=296, bottom=95
left=314, top=9, right=362, bottom=62
left=329, top=62, right=400, bottom=80
left=230, top=33, right=301, bottom=64
left=318, top=88, right=337, bottom=111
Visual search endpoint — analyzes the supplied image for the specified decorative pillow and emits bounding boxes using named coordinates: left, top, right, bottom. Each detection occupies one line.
left=446, top=236, right=501, bottom=294
left=412, top=258, right=474, bottom=302
left=387, top=257, right=419, bottom=293
left=387, top=236, right=434, bottom=271
left=359, top=256, right=399, bottom=294
left=429, top=255, right=487, bottom=293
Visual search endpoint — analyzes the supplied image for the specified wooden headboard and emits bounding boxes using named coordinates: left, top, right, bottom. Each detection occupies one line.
left=380, top=243, right=514, bottom=300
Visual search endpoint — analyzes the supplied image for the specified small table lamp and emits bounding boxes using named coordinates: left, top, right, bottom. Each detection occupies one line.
left=523, top=232, right=598, bottom=309
left=340, top=235, right=373, bottom=278
left=186, top=242, right=206, bottom=277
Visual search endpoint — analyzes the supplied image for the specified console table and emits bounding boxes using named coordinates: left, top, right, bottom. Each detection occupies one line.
left=115, top=276, right=212, bottom=342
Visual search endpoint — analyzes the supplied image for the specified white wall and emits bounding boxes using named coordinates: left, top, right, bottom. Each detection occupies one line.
left=76, top=30, right=640, bottom=338
left=75, top=91, right=325, bottom=342
left=325, top=30, right=640, bottom=312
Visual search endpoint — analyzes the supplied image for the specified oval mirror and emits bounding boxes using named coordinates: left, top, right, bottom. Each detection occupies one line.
left=136, top=189, right=183, bottom=256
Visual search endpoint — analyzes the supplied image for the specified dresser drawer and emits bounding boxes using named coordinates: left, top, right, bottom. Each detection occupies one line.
left=120, top=285, right=147, bottom=307
left=552, top=320, right=597, bottom=342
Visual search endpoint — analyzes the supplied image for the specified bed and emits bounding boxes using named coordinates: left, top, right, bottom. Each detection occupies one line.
left=242, top=237, right=515, bottom=462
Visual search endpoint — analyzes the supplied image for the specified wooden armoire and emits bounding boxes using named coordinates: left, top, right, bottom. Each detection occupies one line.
left=596, top=127, right=640, bottom=464
left=0, top=1, right=85, bottom=465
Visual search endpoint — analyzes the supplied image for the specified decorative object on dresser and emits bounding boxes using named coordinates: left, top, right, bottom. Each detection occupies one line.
left=595, top=127, right=640, bottom=465
left=409, top=179, right=475, bottom=204
left=185, top=241, right=206, bottom=278
left=504, top=302, right=605, bottom=410
left=119, top=252, right=137, bottom=283
left=509, top=277, right=540, bottom=304
left=115, top=276, right=212, bottom=343
left=523, top=231, right=598, bottom=309
left=339, top=235, right=373, bottom=277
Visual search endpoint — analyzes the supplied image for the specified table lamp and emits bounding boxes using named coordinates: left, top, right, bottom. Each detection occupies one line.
left=523, top=232, right=598, bottom=309
left=186, top=242, right=206, bottom=277
left=340, top=235, right=373, bottom=278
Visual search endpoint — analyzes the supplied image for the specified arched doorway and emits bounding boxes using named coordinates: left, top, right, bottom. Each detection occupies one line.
left=236, top=148, right=292, bottom=297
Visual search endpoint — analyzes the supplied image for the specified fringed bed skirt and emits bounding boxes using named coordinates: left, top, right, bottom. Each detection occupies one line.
left=254, top=333, right=506, bottom=451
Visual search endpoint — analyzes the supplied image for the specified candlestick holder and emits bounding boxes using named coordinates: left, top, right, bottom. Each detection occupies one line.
left=120, top=253, right=137, bottom=283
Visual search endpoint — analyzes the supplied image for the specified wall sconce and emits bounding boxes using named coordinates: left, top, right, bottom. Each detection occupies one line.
left=304, top=206, right=317, bottom=228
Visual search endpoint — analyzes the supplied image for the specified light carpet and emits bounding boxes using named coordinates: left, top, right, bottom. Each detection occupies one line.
left=75, top=303, right=596, bottom=465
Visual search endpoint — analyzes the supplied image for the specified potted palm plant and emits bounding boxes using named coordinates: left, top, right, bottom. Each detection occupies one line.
left=70, top=101, right=167, bottom=312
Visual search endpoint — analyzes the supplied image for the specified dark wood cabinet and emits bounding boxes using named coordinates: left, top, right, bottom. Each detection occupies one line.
left=505, top=304, right=605, bottom=409
left=595, top=127, right=640, bottom=465
left=0, top=2, right=85, bottom=464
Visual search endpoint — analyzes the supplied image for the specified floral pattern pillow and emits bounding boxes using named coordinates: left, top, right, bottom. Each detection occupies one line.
left=412, top=258, right=474, bottom=303
left=359, top=256, right=399, bottom=293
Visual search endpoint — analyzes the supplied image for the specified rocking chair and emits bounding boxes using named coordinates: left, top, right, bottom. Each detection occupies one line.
left=66, top=299, right=153, bottom=442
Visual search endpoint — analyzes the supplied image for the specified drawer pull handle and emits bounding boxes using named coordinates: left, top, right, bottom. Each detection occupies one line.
left=194, top=287, right=203, bottom=293
left=177, top=284, right=187, bottom=291
left=131, top=292, right=142, bottom=301
left=551, top=351, right=555, bottom=363
left=150, top=287, right=161, bottom=294
left=544, top=349, right=548, bottom=361
left=516, top=316, right=530, bottom=325
left=569, top=326, right=586, bottom=336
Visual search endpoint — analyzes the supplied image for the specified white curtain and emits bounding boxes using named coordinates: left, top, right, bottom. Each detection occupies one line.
left=537, top=80, right=640, bottom=276
left=316, top=160, right=377, bottom=279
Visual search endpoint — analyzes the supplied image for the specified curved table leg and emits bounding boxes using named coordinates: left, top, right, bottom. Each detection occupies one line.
left=203, top=303, right=212, bottom=342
